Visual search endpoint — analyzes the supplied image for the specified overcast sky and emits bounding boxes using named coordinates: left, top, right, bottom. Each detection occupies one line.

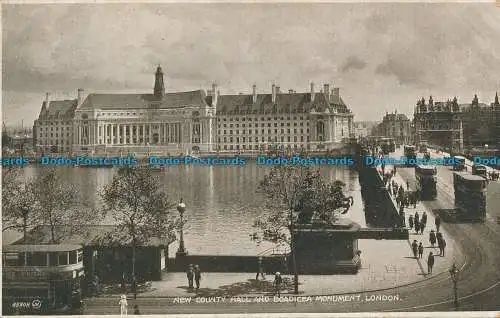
left=3, top=3, right=500, bottom=126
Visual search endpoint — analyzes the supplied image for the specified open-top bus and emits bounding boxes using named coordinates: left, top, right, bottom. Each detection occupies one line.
left=415, top=165, right=437, bottom=199
left=380, top=137, right=396, bottom=154
left=453, top=172, right=487, bottom=222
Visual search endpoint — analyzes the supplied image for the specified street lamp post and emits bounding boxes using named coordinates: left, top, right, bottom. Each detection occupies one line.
left=449, top=263, right=459, bottom=310
left=176, top=199, right=188, bottom=257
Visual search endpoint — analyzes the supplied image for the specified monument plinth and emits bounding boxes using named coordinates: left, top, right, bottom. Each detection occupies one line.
left=292, top=218, right=362, bottom=274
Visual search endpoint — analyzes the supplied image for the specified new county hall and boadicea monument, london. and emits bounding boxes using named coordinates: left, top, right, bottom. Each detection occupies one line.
left=33, top=66, right=354, bottom=155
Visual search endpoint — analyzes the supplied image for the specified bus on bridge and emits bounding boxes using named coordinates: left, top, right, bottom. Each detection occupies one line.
left=415, top=165, right=437, bottom=199
left=404, top=145, right=417, bottom=167
left=453, top=172, right=487, bottom=222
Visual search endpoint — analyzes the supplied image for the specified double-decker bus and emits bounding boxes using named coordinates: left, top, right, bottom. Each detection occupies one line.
left=418, top=141, right=428, bottom=153
left=453, top=156, right=467, bottom=171
left=415, top=165, right=437, bottom=199
left=2, top=244, right=85, bottom=315
left=404, top=145, right=417, bottom=167
left=380, top=138, right=396, bottom=154
left=453, top=172, right=487, bottom=222
left=472, top=164, right=488, bottom=179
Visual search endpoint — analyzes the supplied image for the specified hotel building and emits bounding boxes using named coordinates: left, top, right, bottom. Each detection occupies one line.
left=33, top=67, right=354, bottom=155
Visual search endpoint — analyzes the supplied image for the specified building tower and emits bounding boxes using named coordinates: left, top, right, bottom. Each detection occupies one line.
left=154, top=65, right=165, bottom=98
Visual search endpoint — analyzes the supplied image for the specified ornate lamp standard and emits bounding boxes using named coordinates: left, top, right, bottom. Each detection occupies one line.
left=176, top=199, right=188, bottom=257
left=449, top=263, right=459, bottom=310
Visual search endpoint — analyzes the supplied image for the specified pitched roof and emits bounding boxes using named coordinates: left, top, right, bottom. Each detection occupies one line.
left=14, top=225, right=175, bottom=247
left=79, top=90, right=211, bottom=110
left=38, top=100, right=78, bottom=120
left=383, top=113, right=409, bottom=121
left=216, top=92, right=351, bottom=115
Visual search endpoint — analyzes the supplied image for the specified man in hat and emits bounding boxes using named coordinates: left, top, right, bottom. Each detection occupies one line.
left=274, top=272, right=283, bottom=297
left=427, top=252, right=435, bottom=274
left=429, top=230, right=436, bottom=247
left=194, top=265, right=202, bottom=290
left=186, top=264, right=194, bottom=289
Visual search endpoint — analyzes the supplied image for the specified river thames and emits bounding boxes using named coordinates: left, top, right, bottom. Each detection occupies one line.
left=16, top=163, right=370, bottom=257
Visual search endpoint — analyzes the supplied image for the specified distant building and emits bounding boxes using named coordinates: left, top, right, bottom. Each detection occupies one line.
left=33, top=67, right=355, bottom=155
left=413, top=94, right=500, bottom=153
left=372, top=111, right=411, bottom=145
left=33, top=93, right=77, bottom=154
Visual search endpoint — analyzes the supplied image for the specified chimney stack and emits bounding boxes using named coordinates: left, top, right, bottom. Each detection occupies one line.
left=77, top=88, right=84, bottom=106
left=333, top=87, right=340, bottom=100
left=324, top=84, right=330, bottom=101
left=288, top=89, right=294, bottom=94
left=272, top=84, right=276, bottom=103
left=211, top=83, right=218, bottom=105
left=252, top=84, right=257, bottom=103
left=310, top=82, right=315, bottom=102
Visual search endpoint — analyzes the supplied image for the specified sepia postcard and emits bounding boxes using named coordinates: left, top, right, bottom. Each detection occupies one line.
left=1, top=1, right=500, bottom=317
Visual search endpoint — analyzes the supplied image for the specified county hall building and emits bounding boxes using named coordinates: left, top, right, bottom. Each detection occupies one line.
left=33, top=66, right=355, bottom=155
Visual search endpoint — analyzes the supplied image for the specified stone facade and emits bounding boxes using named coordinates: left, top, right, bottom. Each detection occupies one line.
left=34, top=67, right=355, bottom=155
left=413, top=94, right=500, bottom=153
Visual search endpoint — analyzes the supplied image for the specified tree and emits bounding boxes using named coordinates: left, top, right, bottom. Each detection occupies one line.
left=2, top=167, right=98, bottom=243
left=2, top=167, right=38, bottom=241
left=100, top=166, right=178, bottom=298
left=251, top=165, right=353, bottom=294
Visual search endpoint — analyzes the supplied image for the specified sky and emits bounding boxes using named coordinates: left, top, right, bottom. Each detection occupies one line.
left=2, top=2, right=500, bottom=126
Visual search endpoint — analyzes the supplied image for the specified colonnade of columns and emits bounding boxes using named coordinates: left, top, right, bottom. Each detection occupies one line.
left=77, top=122, right=183, bottom=145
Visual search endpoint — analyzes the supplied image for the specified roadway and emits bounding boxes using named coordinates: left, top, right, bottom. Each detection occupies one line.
left=83, top=150, right=500, bottom=314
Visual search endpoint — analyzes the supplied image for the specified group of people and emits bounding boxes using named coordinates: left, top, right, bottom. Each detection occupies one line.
left=409, top=211, right=447, bottom=275
left=408, top=211, right=428, bottom=235
left=256, top=257, right=284, bottom=296
left=186, top=264, right=202, bottom=290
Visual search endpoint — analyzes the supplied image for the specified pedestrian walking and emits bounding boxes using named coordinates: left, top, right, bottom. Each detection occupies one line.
left=119, top=295, right=128, bottom=316
left=186, top=264, right=194, bottom=289
left=414, top=220, right=420, bottom=234
left=418, top=242, right=424, bottom=258
left=427, top=252, right=435, bottom=274
left=408, top=215, right=414, bottom=230
left=441, top=238, right=447, bottom=257
left=429, top=230, right=436, bottom=247
left=194, top=265, right=202, bottom=290
left=274, top=272, right=283, bottom=297
left=421, top=212, right=427, bottom=227
left=256, top=256, right=265, bottom=280
left=414, top=212, right=420, bottom=225
left=411, top=240, right=418, bottom=258
left=437, top=237, right=444, bottom=256
left=133, top=305, right=140, bottom=315
left=420, top=221, right=425, bottom=234
left=407, top=180, right=410, bottom=190
left=435, top=215, right=441, bottom=232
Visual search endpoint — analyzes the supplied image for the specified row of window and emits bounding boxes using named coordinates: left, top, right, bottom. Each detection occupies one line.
left=38, top=127, right=72, bottom=131
left=218, top=116, right=307, bottom=122
left=3, top=251, right=83, bottom=267
left=220, top=144, right=308, bottom=151
left=38, top=140, right=71, bottom=145
left=219, top=136, right=310, bottom=143
left=218, top=128, right=309, bottom=135
left=219, top=122, right=308, bottom=128
left=37, top=121, right=71, bottom=126
left=38, top=133, right=71, bottom=138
